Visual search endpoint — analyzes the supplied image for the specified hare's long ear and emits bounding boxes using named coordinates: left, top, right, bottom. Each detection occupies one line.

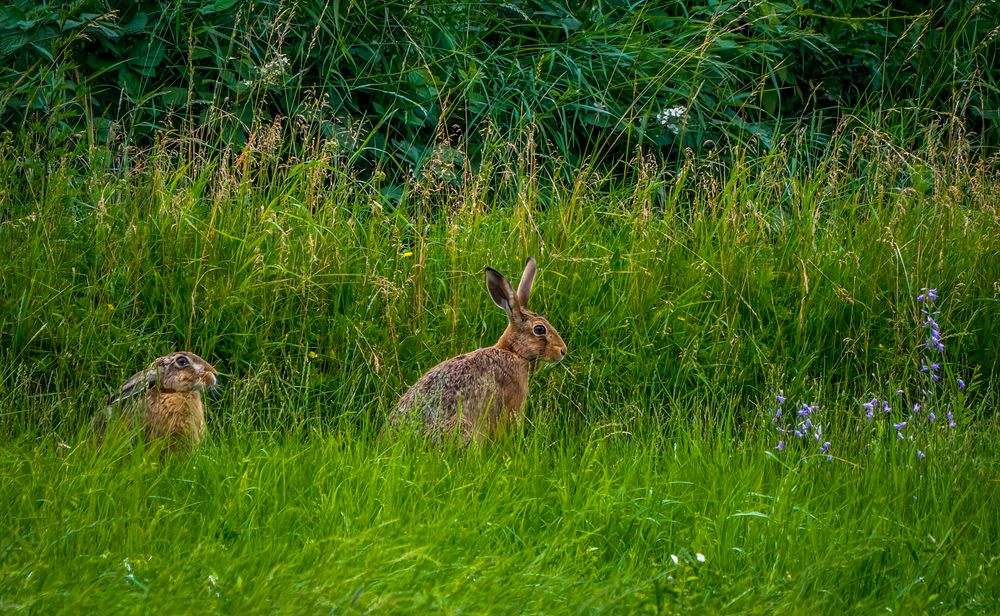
left=107, top=367, right=157, bottom=406
left=516, top=256, right=536, bottom=307
left=486, top=267, right=520, bottom=322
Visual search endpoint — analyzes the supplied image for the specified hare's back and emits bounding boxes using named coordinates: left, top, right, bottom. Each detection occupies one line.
left=393, top=347, right=528, bottom=428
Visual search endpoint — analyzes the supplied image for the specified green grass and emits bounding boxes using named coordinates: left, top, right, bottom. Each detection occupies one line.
left=1, top=112, right=999, bottom=612
left=2, top=420, right=998, bottom=613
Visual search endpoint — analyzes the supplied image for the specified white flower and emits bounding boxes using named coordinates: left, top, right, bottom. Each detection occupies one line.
left=256, top=53, right=291, bottom=88
left=670, top=554, right=679, bottom=565
left=207, top=574, right=220, bottom=597
left=657, top=106, right=687, bottom=135
left=696, top=552, right=706, bottom=562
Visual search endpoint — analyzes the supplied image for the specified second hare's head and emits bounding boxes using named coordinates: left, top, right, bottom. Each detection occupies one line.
left=109, top=351, right=218, bottom=406
left=486, top=257, right=567, bottom=365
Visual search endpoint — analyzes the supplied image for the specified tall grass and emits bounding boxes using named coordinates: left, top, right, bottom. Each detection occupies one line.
left=1, top=110, right=997, bottom=437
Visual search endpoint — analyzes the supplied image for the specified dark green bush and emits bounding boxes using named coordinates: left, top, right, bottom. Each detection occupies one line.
left=1, top=0, right=997, bottom=178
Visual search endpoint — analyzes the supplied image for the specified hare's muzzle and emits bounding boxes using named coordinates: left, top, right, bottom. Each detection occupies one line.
left=202, top=371, right=218, bottom=389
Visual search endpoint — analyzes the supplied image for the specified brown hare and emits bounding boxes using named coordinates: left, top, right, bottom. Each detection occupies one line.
left=94, top=351, right=219, bottom=451
left=391, top=257, right=567, bottom=443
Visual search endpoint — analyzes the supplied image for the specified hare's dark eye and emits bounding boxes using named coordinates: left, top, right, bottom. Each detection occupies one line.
left=175, top=356, right=190, bottom=368
left=532, top=324, right=547, bottom=336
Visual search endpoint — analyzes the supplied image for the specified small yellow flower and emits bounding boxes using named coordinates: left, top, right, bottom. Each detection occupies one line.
left=107, top=303, right=115, bottom=311
left=677, top=315, right=686, bottom=321
left=402, top=251, right=413, bottom=258
left=308, top=351, right=318, bottom=359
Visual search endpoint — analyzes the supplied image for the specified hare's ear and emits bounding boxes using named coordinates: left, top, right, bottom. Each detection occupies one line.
left=107, top=368, right=156, bottom=406
left=516, top=256, right=536, bottom=307
left=486, top=267, right=520, bottom=321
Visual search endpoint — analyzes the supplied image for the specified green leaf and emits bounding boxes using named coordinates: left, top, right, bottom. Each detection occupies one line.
left=129, top=39, right=165, bottom=70
left=729, top=511, right=770, bottom=519
left=201, top=0, right=243, bottom=16
left=117, top=67, right=142, bottom=99
left=159, top=87, right=188, bottom=106
left=122, top=11, right=149, bottom=35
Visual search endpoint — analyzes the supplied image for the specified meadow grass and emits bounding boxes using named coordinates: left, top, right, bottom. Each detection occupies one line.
left=1, top=417, right=998, bottom=614
left=1, top=114, right=999, bottom=612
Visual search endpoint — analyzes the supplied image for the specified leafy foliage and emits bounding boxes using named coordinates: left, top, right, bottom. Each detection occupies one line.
left=1, top=0, right=997, bottom=180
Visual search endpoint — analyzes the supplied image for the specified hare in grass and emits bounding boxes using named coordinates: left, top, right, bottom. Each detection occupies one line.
left=391, top=257, right=567, bottom=443
left=93, top=351, right=219, bottom=451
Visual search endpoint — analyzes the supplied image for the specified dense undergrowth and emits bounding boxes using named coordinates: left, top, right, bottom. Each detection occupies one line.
left=2, top=0, right=998, bottom=178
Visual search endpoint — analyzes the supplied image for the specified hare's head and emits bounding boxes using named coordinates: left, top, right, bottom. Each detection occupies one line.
left=109, top=351, right=218, bottom=405
left=487, top=257, right=567, bottom=364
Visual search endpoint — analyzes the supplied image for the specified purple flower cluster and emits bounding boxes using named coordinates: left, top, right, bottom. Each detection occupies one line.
left=862, top=287, right=965, bottom=459
left=771, top=393, right=831, bottom=461
left=862, top=390, right=950, bottom=453
left=861, top=396, right=893, bottom=419
left=767, top=288, right=968, bottom=466
left=918, top=287, right=964, bottom=407
left=919, top=289, right=945, bottom=353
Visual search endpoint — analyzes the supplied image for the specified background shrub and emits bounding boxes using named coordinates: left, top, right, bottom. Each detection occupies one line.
left=2, top=0, right=997, bottom=184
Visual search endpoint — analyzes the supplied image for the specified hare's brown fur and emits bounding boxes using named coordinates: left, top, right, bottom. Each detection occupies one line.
left=391, top=257, right=566, bottom=442
left=94, top=351, right=218, bottom=450
left=145, top=390, right=209, bottom=447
